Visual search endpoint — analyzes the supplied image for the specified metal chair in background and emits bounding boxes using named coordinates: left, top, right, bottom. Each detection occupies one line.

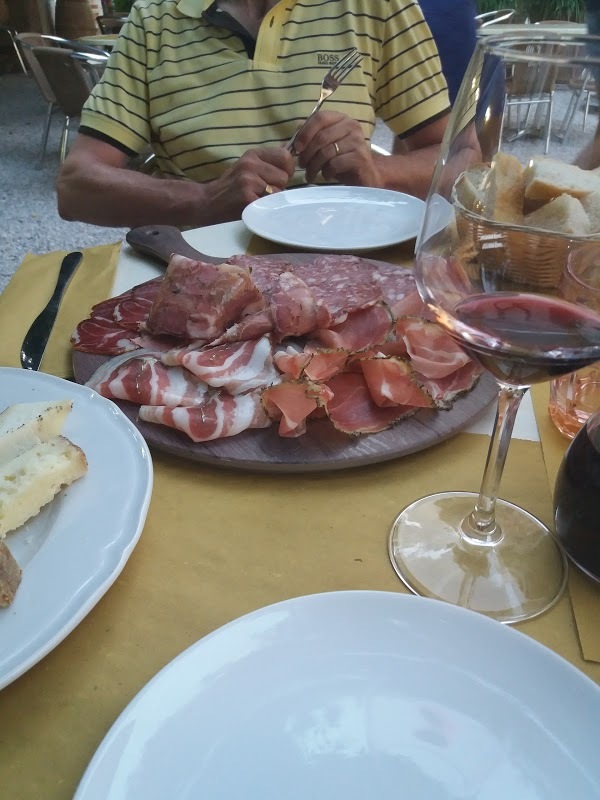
left=95, top=15, right=126, bottom=34
left=0, top=25, right=27, bottom=74
left=475, top=9, right=516, bottom=27
left=31, top=45, right=105, bottom=163
left=16, top=33, right=108, bottom=165
left=500, top=44, right=558, bottom=154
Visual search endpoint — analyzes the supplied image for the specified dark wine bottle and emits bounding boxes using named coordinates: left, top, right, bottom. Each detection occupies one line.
left=554, top=412, right=600, bottom=583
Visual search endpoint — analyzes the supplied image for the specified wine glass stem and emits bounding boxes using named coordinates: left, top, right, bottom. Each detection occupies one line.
left=465, top=385, right=527, bottom=543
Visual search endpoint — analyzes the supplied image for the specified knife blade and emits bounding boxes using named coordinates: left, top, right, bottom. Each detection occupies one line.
left=20, top=251, right=83, bottom=371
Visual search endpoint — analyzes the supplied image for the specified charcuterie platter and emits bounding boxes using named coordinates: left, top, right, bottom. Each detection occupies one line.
left=72, top=227, right=497, bottom=473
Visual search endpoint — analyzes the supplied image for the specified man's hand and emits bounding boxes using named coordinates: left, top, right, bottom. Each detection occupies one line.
left=292, top=111, right=383, bottom=187
left=207, top=147, right=296, bottom=220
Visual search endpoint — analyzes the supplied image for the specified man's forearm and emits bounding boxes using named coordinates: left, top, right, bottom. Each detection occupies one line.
left=56, top=160, right=219, bottom=228
left=378, top=144, right=443, bottom=200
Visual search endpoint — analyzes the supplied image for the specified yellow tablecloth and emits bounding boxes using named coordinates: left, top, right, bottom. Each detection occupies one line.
left=1, top=242, right=599, bottom=800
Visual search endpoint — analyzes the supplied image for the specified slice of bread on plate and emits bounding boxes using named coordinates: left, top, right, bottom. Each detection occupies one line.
left=524, top=156, right=600, bottom=203
left=481, top=153, right=525, bottom=224
left=523, top=193, right=590, bottom=236
left=0, top=436, right=88, bottom=539
left=0, top=400, right=72, bottom=467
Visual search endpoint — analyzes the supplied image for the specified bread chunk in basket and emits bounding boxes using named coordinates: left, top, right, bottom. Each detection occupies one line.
left=452, top=155, right=600, bottom=289
left=0, top=400, right=88, bottom=606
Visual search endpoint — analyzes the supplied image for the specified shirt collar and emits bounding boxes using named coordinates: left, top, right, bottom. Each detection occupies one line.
left=176, top=0, right=211, bottom=18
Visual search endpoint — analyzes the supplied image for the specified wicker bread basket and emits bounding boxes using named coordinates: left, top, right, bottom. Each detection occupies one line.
left=451, top=168, right=600, bottom=292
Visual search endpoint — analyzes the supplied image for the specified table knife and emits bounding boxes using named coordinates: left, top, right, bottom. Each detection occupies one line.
left=20, top=251, right=83, bottom=371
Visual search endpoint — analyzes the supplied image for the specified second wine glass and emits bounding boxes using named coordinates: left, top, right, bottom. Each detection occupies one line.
left=389, top=33, right=600, bottom=623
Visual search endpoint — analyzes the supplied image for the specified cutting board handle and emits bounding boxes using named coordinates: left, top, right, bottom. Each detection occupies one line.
left=126, top=225, right=222, bottom=265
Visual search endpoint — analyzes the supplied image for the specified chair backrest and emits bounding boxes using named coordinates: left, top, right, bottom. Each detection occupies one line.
left=510, top=43, right=559, bottom=96
left=31, top=46, right=97, bottom=118
left=475, top=9, right=516, bottom=27
left=96, top=15, right=125, bottom=34
left=16, top=33, right=56, bottom=104
left=38, top=32, right=108, bottom=57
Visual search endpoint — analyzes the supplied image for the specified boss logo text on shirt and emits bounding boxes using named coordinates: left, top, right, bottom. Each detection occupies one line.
left=317, top=53, right=340, bottom=66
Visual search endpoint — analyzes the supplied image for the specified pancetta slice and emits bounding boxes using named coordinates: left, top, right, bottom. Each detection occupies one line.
left=139, top=390, right=270, bottom=442
left=261, top=380, right=334, bottom=437
left=146, top=254, right=261, bottom=341
left=71, top=317, right=140, bottom=354
left=313, top=303, right=394, bottom=351
left=181, top=335, right=279, bottom=395
left=396, top=318, right=471, bottom=379
left=211, top=309, right=273, bottom=346
left=359, top=356, right=434, bottom=408
left=324, top=372, right=416, bottom=434
left=87, top=354, right=209, bottom=407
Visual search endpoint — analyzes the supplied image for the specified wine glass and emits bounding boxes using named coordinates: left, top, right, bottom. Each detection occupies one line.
left=389, top=33, right=600, bottom=624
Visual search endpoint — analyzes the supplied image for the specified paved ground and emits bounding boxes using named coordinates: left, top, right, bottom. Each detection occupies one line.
left=0, top=71, right=595, bottom=294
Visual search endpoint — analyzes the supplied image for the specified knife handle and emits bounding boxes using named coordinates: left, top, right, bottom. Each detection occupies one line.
left=48, top=251, right=83, bottom=312
left=126, top=225, right=222, bottom=265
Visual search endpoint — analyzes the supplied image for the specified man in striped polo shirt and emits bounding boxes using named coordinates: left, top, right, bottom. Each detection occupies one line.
left=57, top=0, right=451, bottom=228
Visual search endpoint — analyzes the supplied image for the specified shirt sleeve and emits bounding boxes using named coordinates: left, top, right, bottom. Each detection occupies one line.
left=80, top=2, right=151, bottom=155
left=375, top=0, right=450, bottom=138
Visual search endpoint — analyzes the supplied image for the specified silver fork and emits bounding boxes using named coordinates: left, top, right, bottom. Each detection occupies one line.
left=285, top=48, right=363, bottom=153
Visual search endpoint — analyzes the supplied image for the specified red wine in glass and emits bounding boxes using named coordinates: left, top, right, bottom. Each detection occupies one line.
left=554, top=413, right=600, bottom=583
left=451, top=293, right=600, bottom=385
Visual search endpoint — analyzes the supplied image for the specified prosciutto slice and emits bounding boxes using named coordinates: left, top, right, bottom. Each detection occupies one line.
left=139, top=390, right=270, bottom=442
left=359, top=356, right=434, bottom=408
left=325, top=372, right=416, bottom=434
left=261, top=380, right=333, bottom=437
left=313, top=304, right=394, bottom=351
left=146, top=254, right=261, bottom=341
left=396, top=319, right=471, bottom=379
left=87, top=354, right=209, bottom=407
left=180, top=335, right=280, bottom=395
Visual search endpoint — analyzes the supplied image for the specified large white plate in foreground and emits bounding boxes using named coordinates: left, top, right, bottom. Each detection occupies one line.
left=242, top=186, right=425, bottom=251
left=75, top=591, right=600, bottom=799
left=0, top=368, right=153, bottom=690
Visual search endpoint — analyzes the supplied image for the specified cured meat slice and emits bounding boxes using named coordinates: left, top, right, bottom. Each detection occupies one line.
left=417, top=360, right=482, bottom=409
left=87, top=354, right=209, bottom=407
left=139, top=390, right=270, bottom=442
left=89, top=295, right=122, bottom=322
left=261, top=380, right=333, bottom=437
left=71, top=317, right=140, bottom=355
left=211, top=309, right=273, bottom=347
left=146, top=254, right=261, bottom=341
left=325, top=372, right=415, bottom=434
left=368, top=263, right=422, bottom=314
left=313, top=304, right=394, bottom=351
left=161, top=340, right=208, bottom=365
left=270, top=271, right=318, bottom=338
left=273, top=344, right=311, bottom=380
left=292, top=255, right=383, bottom=328
left=396, top=318, right=471, bottom=379
left=360, top=356, right=434, bottom=408
left=130, top=276, right=163, bottom=301
left=303, top=349, right=349, bottom=381
left=181, top=335, right=280, bottom=395
left=113, top=295, right=153, bottom=331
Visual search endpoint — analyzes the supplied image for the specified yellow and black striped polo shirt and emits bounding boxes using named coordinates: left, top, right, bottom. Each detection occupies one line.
left=80, top=0, right=450, bottom=183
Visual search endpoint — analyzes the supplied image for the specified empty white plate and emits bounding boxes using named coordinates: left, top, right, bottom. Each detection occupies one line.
left=242, top=186, right=425, bottom=251
left=75, top=591, right=600, bottom=799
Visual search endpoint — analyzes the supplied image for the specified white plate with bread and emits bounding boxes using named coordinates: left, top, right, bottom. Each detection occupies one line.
left=0, top=367, right=153, bottom=690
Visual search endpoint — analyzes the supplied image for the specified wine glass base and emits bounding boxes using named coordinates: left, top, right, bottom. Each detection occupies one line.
left=389, top=492, right=568, bottom=624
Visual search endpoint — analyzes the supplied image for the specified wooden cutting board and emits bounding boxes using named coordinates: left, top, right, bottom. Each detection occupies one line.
left=72, top=226, right=498, bottom=473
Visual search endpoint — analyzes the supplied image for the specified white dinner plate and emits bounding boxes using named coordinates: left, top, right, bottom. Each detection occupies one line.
left=242, top=186, right=425, bottom=251
left=0, top=368, right=153, bottom=690
left=75, top=591, right=600, bottom=800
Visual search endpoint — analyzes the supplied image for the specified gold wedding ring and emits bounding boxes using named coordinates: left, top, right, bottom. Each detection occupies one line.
left=333, top=141, right=340, bottom=156
left=264, top=184, right=274, bottom=195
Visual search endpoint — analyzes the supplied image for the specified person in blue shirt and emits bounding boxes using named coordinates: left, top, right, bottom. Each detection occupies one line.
left=419, top=0, right=479, bottom=104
